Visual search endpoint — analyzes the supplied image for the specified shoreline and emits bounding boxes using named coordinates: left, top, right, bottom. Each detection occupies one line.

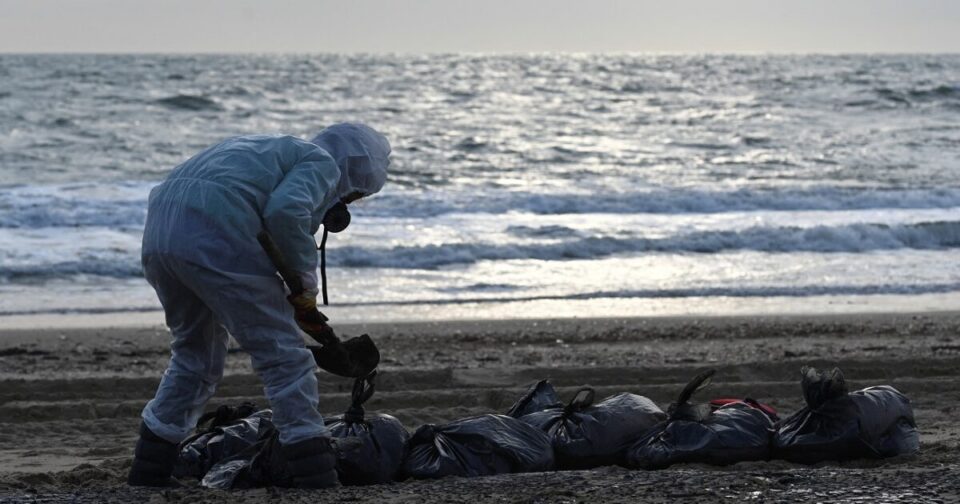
left=2, top=296, right=959, bottom=331
left=2, top=308, right=959, bottom=348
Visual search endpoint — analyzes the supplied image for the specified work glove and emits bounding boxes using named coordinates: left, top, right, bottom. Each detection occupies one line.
left=287, top=292, right=337, bottom=345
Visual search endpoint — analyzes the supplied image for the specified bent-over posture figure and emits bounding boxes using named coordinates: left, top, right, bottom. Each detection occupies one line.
left=129, top=123, right=390, bottom=488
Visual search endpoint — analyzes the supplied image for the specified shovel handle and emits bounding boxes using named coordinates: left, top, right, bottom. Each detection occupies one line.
left=257, top=231, right=304, bottom=296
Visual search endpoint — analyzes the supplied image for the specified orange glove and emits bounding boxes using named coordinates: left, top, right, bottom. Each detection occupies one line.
left=287, top=292, right=336, bottom=344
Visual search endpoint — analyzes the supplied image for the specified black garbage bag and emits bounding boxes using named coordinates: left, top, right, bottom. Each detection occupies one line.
left=200, top=374, right=409, bottom=488
left=506, top=379, right=563, bottom=418
left=200, top=420, right=362, bottom=489
left=206, top=428, right=288, bottom=489
left=402, top=414, right=554, bottom=479
left=324, top=371, right=410, bottom=485
left=773, top=366, right=920, bottom=463
left=173, top=402, right=269, bottom=480
left=624, top=370, right=776, bottom=469
left=511, top=382, right=667, bottom=469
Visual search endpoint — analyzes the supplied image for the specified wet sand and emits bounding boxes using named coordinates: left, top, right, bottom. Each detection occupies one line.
left=1, top=313, right=959, bottom=502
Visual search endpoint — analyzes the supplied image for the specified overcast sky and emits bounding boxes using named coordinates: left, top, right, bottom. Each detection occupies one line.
left=1, top=0, right=958, bottom=54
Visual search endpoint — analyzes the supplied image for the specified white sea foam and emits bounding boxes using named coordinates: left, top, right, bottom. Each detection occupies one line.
left=2, top=218, right=959, bottom=281
left=361, top=187, right=960, bottom=218
left=333, top=221, right=960, bottom=269
left=0, top=182, right=151, bottom=228
left=3, top=183, right=960, bottom=228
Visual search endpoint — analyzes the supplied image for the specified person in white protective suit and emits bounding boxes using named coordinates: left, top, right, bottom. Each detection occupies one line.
left=128, top=123, right=390, bottom=488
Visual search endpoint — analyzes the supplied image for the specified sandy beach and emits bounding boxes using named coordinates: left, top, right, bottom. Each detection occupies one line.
left=0, top=312, right=958, bottom=502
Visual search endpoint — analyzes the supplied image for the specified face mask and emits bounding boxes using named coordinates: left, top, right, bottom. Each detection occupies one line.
left=317, top=201, right=352, bottom=306
left=322, top=201, right=351, bottom=233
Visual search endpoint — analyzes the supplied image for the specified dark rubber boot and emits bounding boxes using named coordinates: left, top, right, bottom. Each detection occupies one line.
left=280, top=436, right=340, bottom=489
left=127, top=423, right=181, bottom=487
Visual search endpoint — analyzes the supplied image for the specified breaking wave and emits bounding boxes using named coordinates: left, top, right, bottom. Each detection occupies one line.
left=333, top=221, right=960, bottom=269
left=0, top=183, right=150, bottom=228
left=0, top=258, right=142, bottom=282
left=5, top=221, right=958, bottom=282
left=361, top=187, right=960, bottom=218
left=7, top=184, right=960, bottom=228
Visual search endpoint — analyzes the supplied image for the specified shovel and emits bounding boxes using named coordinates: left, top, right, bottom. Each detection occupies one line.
left=257, top=231, right=380, bottom=378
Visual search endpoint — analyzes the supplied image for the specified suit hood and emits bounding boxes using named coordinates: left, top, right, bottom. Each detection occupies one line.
left=310, top=123, right=390, bottom=200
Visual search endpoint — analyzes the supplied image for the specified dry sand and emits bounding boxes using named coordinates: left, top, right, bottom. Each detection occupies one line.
left=1, top=313, right=959, bottom=503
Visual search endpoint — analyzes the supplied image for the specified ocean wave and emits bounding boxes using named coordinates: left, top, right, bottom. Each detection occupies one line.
left=0, top=258, right=142, bottom=282
left=361, top=187, right=960, bottom=218
left=872, top=85, right=960, bottom=107
left=0, top=183, right=149, bottom=228
left=352, top=282, right=960, bottom=306
left=454, top=136, right=489, bottom=151
left=909, top=85, right=960, bottom=100
left=4, top=184, right=960, bottom=228
left=154, top=94, right=223, bottom=111
left=5, top=220, right=957, bottom=281
left=505, top=224, right=581, bottom=238
left=333, top=220, right=960, bottom=269
left=435, top=283, right=527, bottom=294
left=0, top=198, right=147, bottom=229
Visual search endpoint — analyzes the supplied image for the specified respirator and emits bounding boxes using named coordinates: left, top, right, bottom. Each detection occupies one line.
left=321, top=201, right=351, bottom=233
left=317, top=201, right=352, bottom=305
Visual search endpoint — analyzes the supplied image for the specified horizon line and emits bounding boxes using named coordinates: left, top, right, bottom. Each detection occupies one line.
left=3, top=50, right=960, bottom=57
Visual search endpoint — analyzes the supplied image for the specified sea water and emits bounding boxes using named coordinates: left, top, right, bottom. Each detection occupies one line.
left=1, top=54, right=959, bottom=325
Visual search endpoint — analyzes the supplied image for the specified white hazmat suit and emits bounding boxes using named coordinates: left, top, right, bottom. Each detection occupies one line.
left=140, top=123, right=390, bottom=445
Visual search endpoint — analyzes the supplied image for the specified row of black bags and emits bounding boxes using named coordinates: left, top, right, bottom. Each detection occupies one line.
left=173, top=366, right=919, bottom=488
left=174, top=371, right=410, bottom=488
